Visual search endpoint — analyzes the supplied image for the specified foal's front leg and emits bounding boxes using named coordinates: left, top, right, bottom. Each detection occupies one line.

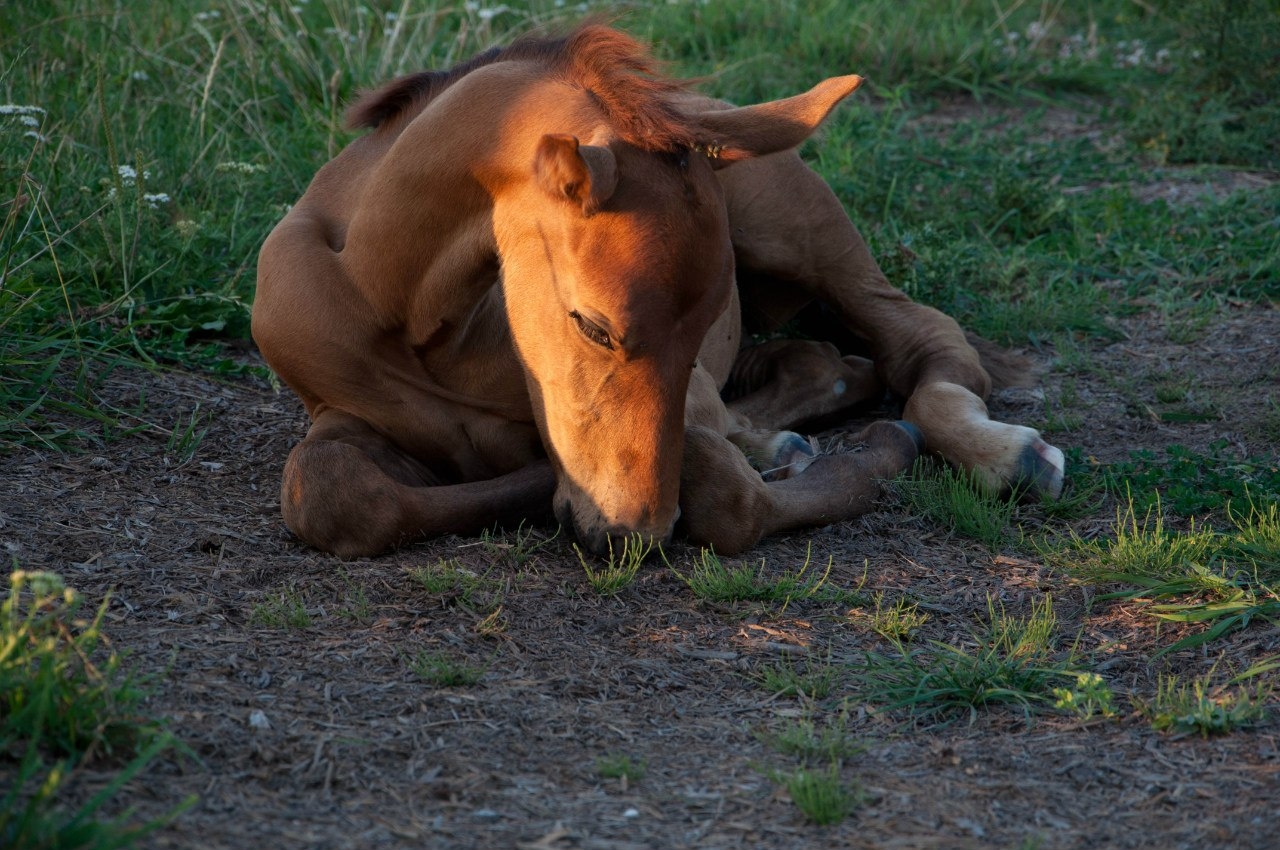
left=678, top=421, right=921, bottom=555
left=719, top=151, right=1065, bottom=499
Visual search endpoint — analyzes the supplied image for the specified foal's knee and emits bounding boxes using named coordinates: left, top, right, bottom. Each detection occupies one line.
left=282, top=439, right=410, bottom=558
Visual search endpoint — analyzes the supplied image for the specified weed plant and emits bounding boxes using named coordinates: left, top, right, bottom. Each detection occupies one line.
left=481, top=521, right=557, bottom=568
left=1138, top=663, right=1273, bottom=737
left=1, top=570, right=193, bottom=847
left=1102, top=442, right=1280, bottom=519
left=2, top=571, right=151, bottom=760
left=595, top=753, right=646, bottom=785
left=248, top=586, right=312, bottom=629
left=1057, top=498, right=1280, bottom=653
left=406, top=650, right=484, bottom=687
left=754, top=656, right=841, bottom=700
left=769, top=762, right=860, bottom=826
left=409, top=559, right=502, bottom=612
left=856, top=596, right=1087, bottom=721
left=862, top=593, right=929, bottom=642
left=1051, top=672, right=1119, bottom=721
left=759, top=713, right=864, bottom=764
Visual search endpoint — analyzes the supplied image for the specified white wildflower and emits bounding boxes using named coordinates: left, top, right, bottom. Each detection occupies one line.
left=385, top=11, right=398, bottom=21
left=194, top=10, right=221, bottom=22
left=176, top=219, right=201, bottom=239
left=478, top=5, right=509, bottom=22
left=215, top=161, right=267, bottom=175
left=143, top=192, right=171, bottom=209
left=19, top=115, right=38, bottom=127
left=0, top=104, right=46, bottom=116
left=24, top=131, right=48, bottom=143
left=116, top=164, right=151, bottom=186
left=131, top=70, right=150, bottom=81
left=464, top=1, right=479, bottom=11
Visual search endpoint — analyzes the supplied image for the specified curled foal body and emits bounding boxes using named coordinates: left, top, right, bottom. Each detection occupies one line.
left=253, top=25, right=1063, bottom=559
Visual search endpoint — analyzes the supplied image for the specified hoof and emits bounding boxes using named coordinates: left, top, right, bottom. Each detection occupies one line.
left=762, top=432, right=817, bottom=481
left=893, top=420, right=927, bottom=455
left=1016, top=437, right=1065, bottom=500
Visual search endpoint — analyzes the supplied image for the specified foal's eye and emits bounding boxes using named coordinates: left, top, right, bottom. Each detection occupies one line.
left=569, top=311, right=613, bottom=349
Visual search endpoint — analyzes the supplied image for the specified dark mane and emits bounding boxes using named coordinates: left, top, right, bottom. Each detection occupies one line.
left=344, top=24, right=701, bottom=153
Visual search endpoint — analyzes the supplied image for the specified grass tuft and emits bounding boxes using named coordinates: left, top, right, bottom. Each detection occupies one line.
left=771, top=763, right=860, bottom=826
left=595, top=753, right=646, bottom=785
left=855, top=596, right=1084, bottom=721
left=672, top=546, right=862, bottom=607
left=248, top=586, right=313, bottom=629
left=1055, top=497, right=1280, bottom=653
left=895, top=460, right=1019, bottom=551
left=577, top=533, right=652, bottom=596
left=406, top=650, right=484, bottom=687
left=753, top=656, right=841, bottom=700
left=1138, top=661, right=1273, bottom=737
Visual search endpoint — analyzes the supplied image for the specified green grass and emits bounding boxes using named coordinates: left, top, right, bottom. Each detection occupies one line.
left=753, top=656, right=841, bottom=700
left=408, top=558, right=504, bottom=613
left=1101, top=441, right=1280, bottom=519
left=595, top=753, right=646, bottom=785
left=855, top=596, right=1087, bottom=721
left=1138, top=661, right=1274, bottom=737
left=248, top=586, right=312, bottom=629
left=769, top=762, right=860, bottom=826
left=1054, top=498, right=1280, bottom=654
left=577, top=533, right=651, bottom=596
left=1, top=570, right=194, bottom=848
left=895, top=460, right=1020, bottom=551
left=406, top=650, right=484, bottom=687
left=758, top=713, right=864, bottom=764
left=2, top=571, right=154, bottom=761
left=672, top=547, right=863, bottom=607
left=860, top=593, right=929, bottom=643
left=480, top=521, right=558, bottom=568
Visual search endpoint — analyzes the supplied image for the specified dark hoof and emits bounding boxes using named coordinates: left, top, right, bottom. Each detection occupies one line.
left=1016, top=438, right=1065, bottom=500
left=893, top=420, right=927, bottom=455
left=763, top=433, right=818, bottom=481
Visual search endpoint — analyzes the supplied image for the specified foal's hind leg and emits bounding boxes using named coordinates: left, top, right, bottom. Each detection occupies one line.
left=718, top=152, right=1065, bottom=499
left=282, top=410, right=555, bottom=558
left=725, top=339, right=883, bottom=432
left=679, top=421, right=921, bottom=555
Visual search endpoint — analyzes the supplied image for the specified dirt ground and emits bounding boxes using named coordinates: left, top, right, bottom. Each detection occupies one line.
left=4, top=120, right=1279, bottom=848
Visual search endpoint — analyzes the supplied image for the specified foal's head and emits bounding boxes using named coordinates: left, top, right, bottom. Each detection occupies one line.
left=484, top=27, right=862, bottom=554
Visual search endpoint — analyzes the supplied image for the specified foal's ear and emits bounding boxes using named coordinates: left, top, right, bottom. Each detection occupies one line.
left=534, top=134, right=618, bottom=216
left=692, top=75, right=864, bottom=168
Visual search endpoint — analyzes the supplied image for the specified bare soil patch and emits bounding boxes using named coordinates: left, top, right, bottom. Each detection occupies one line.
left=3, top=297, right=1277, bottom=849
